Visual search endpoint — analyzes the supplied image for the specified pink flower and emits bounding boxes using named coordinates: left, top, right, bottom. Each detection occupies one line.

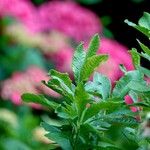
left=124, top=95, right=140, bottom=114
left=48, top=47, right=73, bottom=75
left=38, top=1, right=102, bottom=41
left=145, top=77, right=150, bottom=85
left=1, top=66, right=60, bottom=108
left=97, top=38, right=134, bottom=82
left=26, top=66, right=48, bottom=83
left=0, top=0, right=42, bottom=32
left=11, top=91, right=21, bottom=105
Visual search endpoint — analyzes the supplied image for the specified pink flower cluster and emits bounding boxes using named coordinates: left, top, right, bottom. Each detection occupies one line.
left=1, top=66, right=59, bottom=108
left=0, top=0, right=42, bottom=32
left=0, top=0, right=102, bottom=41
left=38, top=1, right=102, bottom=41
left=97, top=38, right=134, bottom=82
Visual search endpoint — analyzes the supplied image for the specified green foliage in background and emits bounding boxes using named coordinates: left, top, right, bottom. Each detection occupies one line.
left=0, top=102, right=51, bottom=150
left=22, top=12, right=150, bottom=150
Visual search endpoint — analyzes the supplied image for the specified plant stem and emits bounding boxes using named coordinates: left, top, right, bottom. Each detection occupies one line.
left=72, top=108, right=88, bottom=150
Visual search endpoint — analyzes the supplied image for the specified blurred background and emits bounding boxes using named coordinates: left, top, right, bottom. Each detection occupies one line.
left=0, top=0, right=149, bottom=149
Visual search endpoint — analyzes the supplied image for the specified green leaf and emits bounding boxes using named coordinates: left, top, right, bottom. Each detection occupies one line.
left=80, top=123, right=101, bottom=142
left=56, top=103, right=77, bottom=119
left=72, top=34, right=107, bottom=83
left=128, top=90, right=139, bottom=103
left=42, top=122, right=72, bottom=150
left=21, top=93, right=59, bottom=109
left=128, top=81, right=150, bottom=92
left=43, top=79, right=66, bottom=98
left=72, top=43, right=86, bottom=83
left=137, top=40, right=150, bottom=56
left=49, top=69, right=73, bottom=90
left=124, top=19, right=150, bottom=38
left=86, top=34, right=100, bottom=58
left=98, top=141, right=119, bottom=149
left=72, top=34, right=102, bottom=84
left=43, top=70, right=74, bottom=101
left=41, top=115, right=68, bottom=127
left=112, top=70, right=144, bottom=98
left=119, top=64, right=128, bottom=73
left=85, top=72, right=111, bottom=100
left=84, top=100, right=122, bottom=122
left=110, top=107, right=133, bottom=116
left=80, top=55, right=108, bottom=82
left=141, top=52, right=150, bottom=61
left=75, top=82, right=90, bottom=117
left=130, top=48, right=140, bottom=68
left=139, top=66, right=150, bottom=77
left=138, top=12, right=150, bottom=30
left=102, top=115, right=138, bottom=126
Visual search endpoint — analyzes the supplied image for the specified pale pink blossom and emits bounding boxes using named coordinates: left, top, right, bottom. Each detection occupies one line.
left=38, top=1, right=102, bottom=41
left=97, top=38, right=134, bottom=82
left=1, top=66, right=60, bottom=108
left=11, top=91, right=21, bottom=105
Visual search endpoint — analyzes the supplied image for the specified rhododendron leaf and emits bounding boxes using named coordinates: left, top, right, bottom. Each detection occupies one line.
left=21, top=93, right=59, bottom=109
left=124, top=19, right=150, bottom=38
left=80, top=55, right=108, bottom=82
left=83, top=100, right=122, bottom=122
left=130, top=48, right=141, bottom=68
left=86, top=34, right=100, bottom=58
left=41, top=122, right=72, bottom=150
left=85, top=72, right=111, bottom=100
left=112, top=70, right=144, bottom=98
left=75, top=82, right=90, bottom=117
left=138, top=12, right=150, bottom=30
left=137, top=40, right=150, bottom=56
left=72, top=42, right=86, bottom=83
